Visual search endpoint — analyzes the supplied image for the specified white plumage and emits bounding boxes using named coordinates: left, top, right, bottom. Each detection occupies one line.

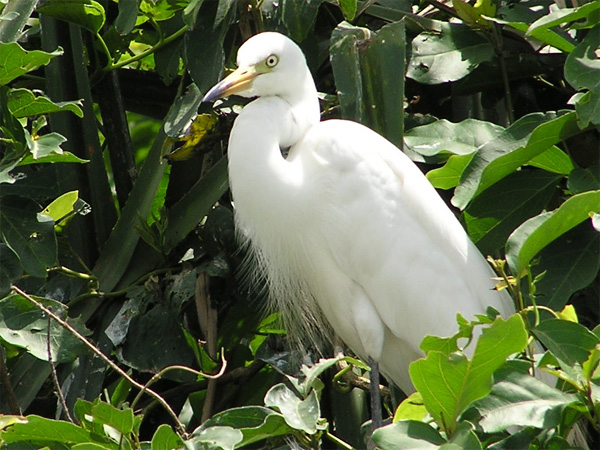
left=203, top=32, right=514, bottom=394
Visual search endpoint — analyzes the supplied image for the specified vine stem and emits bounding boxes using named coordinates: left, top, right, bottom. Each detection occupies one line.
left=11, top=285, right=188, bottom=437
left=107, top=25, right=188, bottom=71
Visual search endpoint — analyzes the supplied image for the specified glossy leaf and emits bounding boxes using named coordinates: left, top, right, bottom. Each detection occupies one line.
left=264, top=383, right=320, bottom=434
left=0, top=294, right=90, bottom=362
left=37, top=0, right=106, bottom=34
left=0, top=415, right=96, bottom=445
left=0, top=42, right=63, bottom=84
left=486, top=16, right=575, bottom=53
left=393, top=392, right=428, bottom=422
left=199, top=406, right=292, bottom=447
left=187, top=426, right=243, bottom=450
left=506, top=190, right=600, bottom=275
left=151, top=424, right=183, bottom=450
left=527, top=146, right=574, bottom=175
left=407, top=21, right=495, bottom=84
left=405, top=118, right=504, bottom=157
left=474, top=369, right=577, bottom=433
left=0, top=196, right=56, bottom=278
left=7, top=88, right=83, bottom=118
left=532, top=224, right=600, bottom=310
left=410, top=315, right=528, bottom=433
left=565, top=26, right=600, bottom=127
left=527, top=2, right=600, bottom=35
left=568, top=165, right=600, bottom=194
left=464, top=171, right=560, bottom=255
left=330, top=21, right=405, bottom=147
left=426, top=154, right=473, bottom=190
left=372, top=420, right=444, bottom=449
left=453, top=111, right=581, bottom=209
left=533, top=319, right=600, bottom=368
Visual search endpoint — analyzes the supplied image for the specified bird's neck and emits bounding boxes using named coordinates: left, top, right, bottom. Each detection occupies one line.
left=227, top=77, right=319, bottom=238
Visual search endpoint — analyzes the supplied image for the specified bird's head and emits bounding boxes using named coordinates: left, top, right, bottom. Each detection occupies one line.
left=202, top=32, right=310, bottom=103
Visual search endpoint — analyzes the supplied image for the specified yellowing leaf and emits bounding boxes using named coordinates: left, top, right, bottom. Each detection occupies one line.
left=164, top=113, right=218, bottom=161
left=557, top=304, right=578, bottom=323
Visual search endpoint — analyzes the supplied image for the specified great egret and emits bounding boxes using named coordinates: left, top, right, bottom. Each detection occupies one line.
left=203, top=32, right=514, bottom=395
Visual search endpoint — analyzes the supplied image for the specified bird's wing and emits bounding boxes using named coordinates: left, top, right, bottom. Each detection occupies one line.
left=295, top=119, right=513, bottom=354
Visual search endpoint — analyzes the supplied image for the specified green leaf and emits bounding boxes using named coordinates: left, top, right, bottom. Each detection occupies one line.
left=264, top=383, right=320, bottom=434
left=533, top=319, right=600, bottom=368
left=293, top=356, right=367, bottom=398
left=37, top=0, right=106, bottom=34
left=527, top=2, right=600, bottom=36
left=410, top=315, right=528, bottom=433
left=198, top=406, right=292, bottom=447
left=407, top=21, right=495, bottom=84
left=337, top=0, right=357, bottom=21
left=119, top=303, right=195, bottom=375
left=151, top=424, right=183, bottom=450
left=19, top=151, right=89, bottom=165
left=443, top=421, right=482, bottom=450
left=527, top=146, right=574, bottom=175
left=90, top=401, right=135, bottom=435
left=532, top=224, right=600, bottom=310
left=393, top=392, right=428, bottom=422
left=281, top=0, right=321, bottom=42
left=564, top=26, right=600, bottom=127
left=7, top=88, right=83, bottom=118
left=164, top=156, right=228, bottom=251
left=187, top=426, right=243, bottom=450
left=0, top=42, right=63, bottom=84
left=114, top=0, right=138, bottom=34
left=0, top=243, right=22, bottom=297
left=453, top=111, right=582, bottom=210
left=506, top=190, right=600, bottom=276
left=41, top=190, right=79, bottom=222
left=0, top=415, right=94, bottom=445
left=426, top=154, right=473, bottom=190
left=0, top=294, right=90, bottom=363
left=372, top=420, right=445, bottom=449
left=485, top=16, right=575, bottom=53
left=474, top=369, right=578, bottom=433
left=27, top=131, right=67, bottom=160
left=330, top=21, right=405, bottom=148
left=0, top=196, right=56, bottom=278
left=568, top=165, right=600, bottom=194
left=184, top=9, right=227, bottom=96
left=405, top=119, right=504, bottom=157
left=464, top=171, right=560, bottom=255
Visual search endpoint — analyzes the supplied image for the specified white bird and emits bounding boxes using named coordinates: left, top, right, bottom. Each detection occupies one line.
left=203, top=32, right=514, bottom=395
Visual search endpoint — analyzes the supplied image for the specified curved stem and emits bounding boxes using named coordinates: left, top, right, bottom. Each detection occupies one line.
left=108, top=25, right=188, bottom=71
left=12, top=285, right=188, bottom=437
left=130, top=357, right=227, bottom=412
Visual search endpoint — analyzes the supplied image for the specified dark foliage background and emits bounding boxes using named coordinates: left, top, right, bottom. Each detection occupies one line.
left=0, top=0, right=598, bottom=449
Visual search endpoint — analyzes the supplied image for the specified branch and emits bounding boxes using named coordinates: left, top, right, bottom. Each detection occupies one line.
left=11, top=285, right=188, bottom=437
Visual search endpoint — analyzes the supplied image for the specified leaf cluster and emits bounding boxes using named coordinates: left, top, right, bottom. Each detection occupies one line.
left=0, top=0, right=598, bottom=449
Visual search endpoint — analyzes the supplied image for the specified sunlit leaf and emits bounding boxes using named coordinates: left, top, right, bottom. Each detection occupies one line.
left=506, top=190, right=600, bottom=275
left=37, top=0, right=106, bottom=34
left=8, top=88, right=83, bottom=118
left=407, top=21, right=494, bottom=84
left=0, top=42, right=62, bottom=84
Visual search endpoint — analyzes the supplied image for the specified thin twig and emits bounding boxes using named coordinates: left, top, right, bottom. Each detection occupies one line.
left=47, top=313, right=74, bottom=422
left=130, top=359, right=227, bottom=412
left=0, top=345, right=20, bottom=414
left=11, top=285, right=188, bottom=437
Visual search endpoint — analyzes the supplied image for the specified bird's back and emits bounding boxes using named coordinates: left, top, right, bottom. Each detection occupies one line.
left=287, top=119, right=514, bottom=392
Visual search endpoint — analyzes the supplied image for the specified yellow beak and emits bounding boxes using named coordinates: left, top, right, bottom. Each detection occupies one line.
left=202, top=65, right=259, bottom=102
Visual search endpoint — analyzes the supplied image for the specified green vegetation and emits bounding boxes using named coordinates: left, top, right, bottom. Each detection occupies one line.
left=0, top=0, right=598, bottom=449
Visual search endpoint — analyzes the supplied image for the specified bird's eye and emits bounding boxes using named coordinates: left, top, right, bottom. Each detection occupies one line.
left=266, top=55, right=279, bottom=68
